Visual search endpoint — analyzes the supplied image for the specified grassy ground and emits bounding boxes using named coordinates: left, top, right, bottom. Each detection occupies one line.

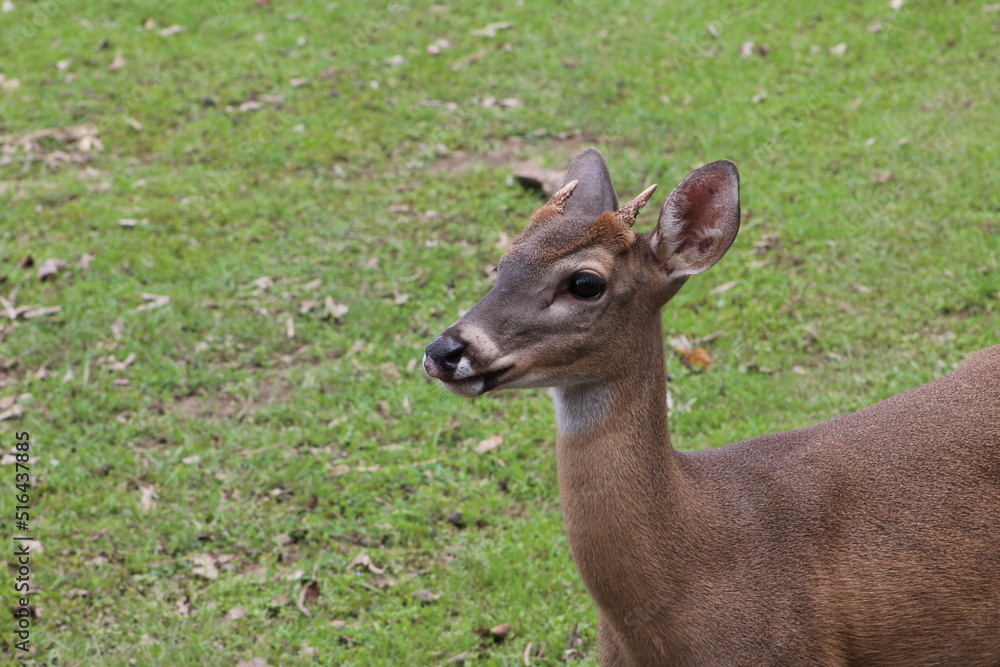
left=0, top=0, right=997, bottom=664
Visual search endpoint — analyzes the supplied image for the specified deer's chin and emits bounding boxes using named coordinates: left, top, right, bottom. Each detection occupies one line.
left=440, top=365, right=513, bottom=398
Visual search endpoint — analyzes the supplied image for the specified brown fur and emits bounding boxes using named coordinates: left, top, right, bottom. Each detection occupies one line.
left=507, top=209, right=636, bottom=265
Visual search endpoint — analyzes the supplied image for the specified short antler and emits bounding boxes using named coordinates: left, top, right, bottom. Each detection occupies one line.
left=616, top=183, right=658, bottom=227
left=543, top=179, right=580, bottom=215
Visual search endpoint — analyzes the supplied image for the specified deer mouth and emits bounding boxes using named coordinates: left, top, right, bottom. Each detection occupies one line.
left=439, top=365, right=513, bottom=398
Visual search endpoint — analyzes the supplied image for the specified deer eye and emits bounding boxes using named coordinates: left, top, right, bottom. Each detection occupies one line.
left=567, top=272, right=606, bottom=299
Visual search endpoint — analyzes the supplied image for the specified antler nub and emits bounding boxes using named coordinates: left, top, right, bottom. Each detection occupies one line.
left=545, top=179, right=580, bottom=215
left=616, top=183, right=658, bottom=227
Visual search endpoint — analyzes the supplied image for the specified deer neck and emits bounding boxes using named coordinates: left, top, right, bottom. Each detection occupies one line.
left=551, top=316, right=702, bottom=647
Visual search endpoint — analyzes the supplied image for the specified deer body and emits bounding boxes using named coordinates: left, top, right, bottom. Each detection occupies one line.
left=424, top=149, right=1000, bottom=665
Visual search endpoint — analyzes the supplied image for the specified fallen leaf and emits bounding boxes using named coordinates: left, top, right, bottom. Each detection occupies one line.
left=139, top=485, right=157, bottom=512
left=108, top=51, right=126, bottom=71
left=0, top=404, right=23, bottom=421
left=348, top=551, right=386, bottom=574
left=18, top=255, right=34, bottom=269
left=330, top=464, right=351, bottom=476
left=286, top=317, right=295, bottom=339
left=331, top=620, right=347, bottom=630
left=413, top=589, right=440, bottom=603
left=23, top=306, right=61, bottom=319
left=851, top=283, right=873, bottom=294
left=889, top=0, right=904, bottom=9
left=159, top=25, right=184, bottom=37
left=426, top=38, right=451, bottom=54
left=710, top=280, right=739, bottom=294
left=176, top=596, right=192, bottom=616
left=134, top=293, right=170, bottom=312
left=474, top=434, right=503, bottom=453
left=227, top=607, right=247, bottom=620
left=447, top=653, right=468, bottom=665
left=514, top=164, right=565, bottom=197
left=182, top=455, right=200, bottom=465
left=38, top=258, right=68, bottom=281
left=106, top=352, right=136, bottom=371
left=470, top=21, right=513, bottom=37
left=79, top=252, right=97, bottom=269
left=446, top=510, right=466, bottom=528
left=125, top=117, right=143, bottom=132
left=740, top=41, right=754, bottom=57
left=1, top=2, right=14, bottom=12
left=271, top=594, right=292, bottom=606
left=190, top=553, right=219, bottom=580
left=325, top=297, right=348, bottom=321
left=679, top=347, right=713, bottom=371
left=289, top=78, right=309, bottom=87
left=119, top=218, right=148, bottom=227
left=236, top=659, right=268, bottom=667
left=490, top=622, right=512, bottom=642
left=296, top=580, right=321, bottom=616
left=393, top=293, right=410, bottom=306
left=830, top=43, right=848, bottom=56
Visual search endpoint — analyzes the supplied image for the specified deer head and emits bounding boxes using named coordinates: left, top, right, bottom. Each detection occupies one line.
left=424, top=148, right=740, bottom=398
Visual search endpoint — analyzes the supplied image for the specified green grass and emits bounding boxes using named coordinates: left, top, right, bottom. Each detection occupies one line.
left=0, top=0, right=997, bottom=664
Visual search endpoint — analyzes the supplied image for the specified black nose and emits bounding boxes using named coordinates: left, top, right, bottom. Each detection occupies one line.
left=426, top=335, right=466, bottom=373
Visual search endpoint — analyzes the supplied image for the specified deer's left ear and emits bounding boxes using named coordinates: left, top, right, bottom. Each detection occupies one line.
left=651, top=160, right=740, bottom=277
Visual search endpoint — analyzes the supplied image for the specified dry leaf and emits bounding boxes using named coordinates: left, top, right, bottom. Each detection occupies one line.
left=490, top=622, right=512, bottom=641
left=119, top=218, right=148, bottom=227
left=108, top=51, right=126, bottom=71
left=237, top=659, right=269, bottom=667
left=393, top=293, right=410, bottom=306
left=413, top=589, right=440, bottom=603
left=125, top=117, right=142, bottom=132
left=289, top=78, right=309, bottom=87
left=330, top=464, right=350, bottom=476
left=325, top=297, right=348, bottom=321
left=830, top=43, right=848, bottom=56
left=23, top=306, right=62, bottom=319
left=740, top=41, right=754, bottom=57
left=296, top=580, right=321, bottom=616
left=348, top=551, right=386, bottom=574
left=134, top=293, right=169, bottom=312
left=514, top=164, right=565, bottom=197
left=680, top=347, right=713, bottom=371
left=286, top=317, right=295, bottom=339
left=106, top=352, right=136, bottom=371
left=1, top=2, right=14, bottom=12
left=79, top=252, right=97, bottom=269
left=190, top=553, right=219, bottom=580
left=470, top=21, right=513, bottom=37
left=139, top=485, right=157, bottom=512
left=710, top=280, right=739, bottom=294
left=159, top=25, right=184, bottom=36
left=0, top=404, right=23, bottom=421
left=176, top=596, right=192, bottom=616
left=331, top=620, right=346, bottom=630
left=38, top=258, right=68, bottom=281
left=474, top=434, right=503, bottom=453
left=427, top=38, right=451, bottom=54
left=227, top=607, right=247, bottom=620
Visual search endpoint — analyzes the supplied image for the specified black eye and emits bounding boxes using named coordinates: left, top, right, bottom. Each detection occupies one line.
left=567, top=272, right=606, bottom=299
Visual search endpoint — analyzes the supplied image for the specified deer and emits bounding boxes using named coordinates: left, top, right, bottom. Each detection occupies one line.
left=423, top=148, right=1000, bottom=665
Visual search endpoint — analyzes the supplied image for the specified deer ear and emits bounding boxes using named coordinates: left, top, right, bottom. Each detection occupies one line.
left=651, top=160, right=740, bottom=277
left=560, top=148, right=619, bottom=220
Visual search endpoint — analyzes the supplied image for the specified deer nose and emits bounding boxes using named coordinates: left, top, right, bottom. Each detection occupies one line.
left=424, top=335, right=467, bottom=379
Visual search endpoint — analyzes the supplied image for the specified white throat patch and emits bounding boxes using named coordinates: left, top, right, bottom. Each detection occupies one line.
left=551, top=382, right=612, bottom=437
